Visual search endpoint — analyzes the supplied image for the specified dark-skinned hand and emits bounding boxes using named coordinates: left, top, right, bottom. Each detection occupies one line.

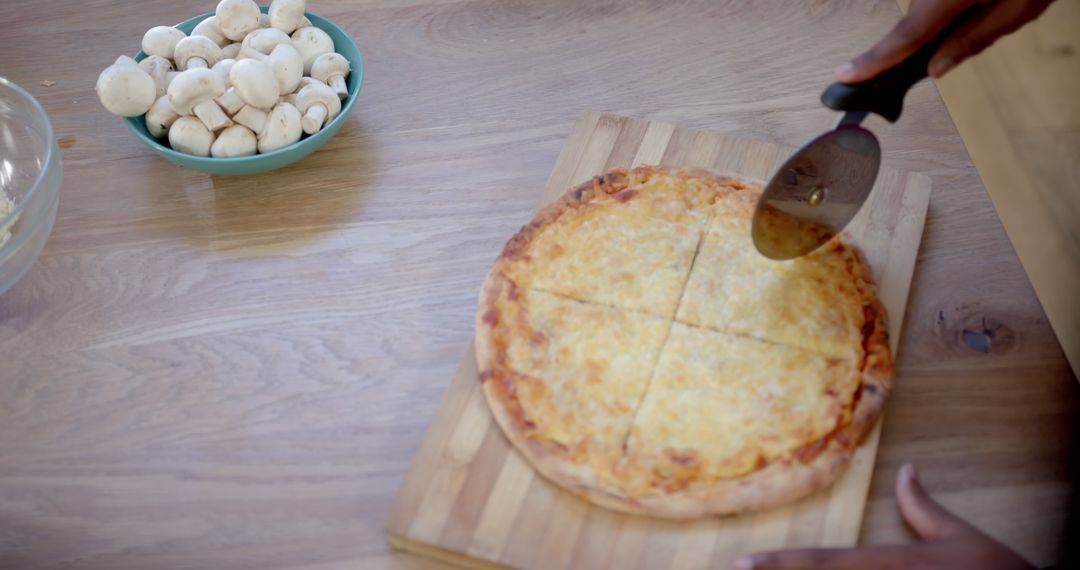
left=834, top=0, right=1055, bottom=81
left=733, top=463, right=1035, bottom=570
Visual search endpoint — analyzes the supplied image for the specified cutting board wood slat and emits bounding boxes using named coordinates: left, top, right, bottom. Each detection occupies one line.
left=386, top=112, right=931, bottom=569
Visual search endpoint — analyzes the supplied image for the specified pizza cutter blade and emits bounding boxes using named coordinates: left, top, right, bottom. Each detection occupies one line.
left=752, top=14, right=965, bottom=260
left=751, top=113, right=880, bottom=260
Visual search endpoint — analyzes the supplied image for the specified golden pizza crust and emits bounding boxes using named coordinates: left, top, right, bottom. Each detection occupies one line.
left=475, top=165, right=894, bottom=519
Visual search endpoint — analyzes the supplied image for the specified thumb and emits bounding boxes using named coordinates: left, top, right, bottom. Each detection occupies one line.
left=895, top=462, right=975, bottom=541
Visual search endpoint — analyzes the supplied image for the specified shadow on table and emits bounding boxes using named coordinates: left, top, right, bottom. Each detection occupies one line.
left=144, top=119, right=379, bottom=255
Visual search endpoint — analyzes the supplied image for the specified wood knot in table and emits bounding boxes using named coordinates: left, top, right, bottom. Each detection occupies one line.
left=935, top=304, right=1016, bottom=355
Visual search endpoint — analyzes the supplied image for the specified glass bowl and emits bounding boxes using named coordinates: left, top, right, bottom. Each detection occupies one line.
left=122, top=8, right=364, bottom=175
left=0, top=77, right=61, bottom=296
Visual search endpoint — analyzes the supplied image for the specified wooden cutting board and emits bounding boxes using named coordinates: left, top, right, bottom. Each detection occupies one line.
left=385, top=112, right=931, bottom=569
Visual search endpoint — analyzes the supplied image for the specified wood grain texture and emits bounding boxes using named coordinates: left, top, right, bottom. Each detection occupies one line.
left=0, top=1, right=1075, bottom=569
left=384, top=112, right=932, bottom=568
left=913, top=0, right=1080, bottom=374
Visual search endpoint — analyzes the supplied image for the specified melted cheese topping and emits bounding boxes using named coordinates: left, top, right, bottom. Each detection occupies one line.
left=505, top=289, right=670, bottom=482
left=677, top=210, right=867, bottom=360
left=504, top=172, right=723, bottom=318
left=617, top=324, right=859, bottom=494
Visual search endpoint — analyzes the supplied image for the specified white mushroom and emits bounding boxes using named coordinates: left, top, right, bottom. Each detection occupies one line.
left=269, top=0, right=306, bottom=33
left=299, top=16, right=312, bottom=28
left=141, top=26, right=186, bottom=60
left=191, top=16, right=229, bottom=48
left=164, top=71, right=181, bottom=90
left=244, top=42, right=303, bottom=95
left=233, top=106, right=269, bottom=134
left=96, top=56, right=156, bottom=117
left=259, top=13, right=272, bottom=28
left=294, top=82, right=341, bottom=134
left=216, top=59, right=279, bottom=121
left=216, top=88, right=244, bottom=116
left=174, top=36, right=223, bottom=70
left=145, top=95, right=179, bottom=138
left=257, top=101, right=302, bottom=153
left=212, top=58, right=237, bottom=88
left=216, top=0, right=262, bottom=42
left=282, top=76, right=315, bottom=105
left=239, top=28, right=291, bottom=59
left=290, top=26, right=333, bottom=75
left=222, top=60, right=281, bottom=132
left=310, top=52, right=349, bottom=100
left=138, top=55, right=174, bottom=98
left=210, top=124, right=257, bottom=157
left=222, top=42, right=242, bottom=60
left=168, top=116, right=215, bottom=156
left=168, top=68, right=232, bottom=131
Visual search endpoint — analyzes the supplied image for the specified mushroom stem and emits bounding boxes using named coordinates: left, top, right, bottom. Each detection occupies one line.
left=145, top=95, right=180, bottom=138
left=233, top=105, right=268, bottom=134
left=187, top=57, right=209, bottom=69
left=216, top=88, right=245, bottom=115
left=300, top=104, right=328, bottom=134
left=328, top=76, right=347, bottom=99
left=165, top=71, right=181, bottom=90
left=193, top=100, right=232, bottom=131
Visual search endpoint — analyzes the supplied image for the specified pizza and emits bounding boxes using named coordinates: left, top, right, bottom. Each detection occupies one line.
left=475, top=166, right=893, bottom=519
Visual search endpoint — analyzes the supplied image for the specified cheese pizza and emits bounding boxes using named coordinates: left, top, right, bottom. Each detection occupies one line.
left=476, top=166, right=892, bottom=518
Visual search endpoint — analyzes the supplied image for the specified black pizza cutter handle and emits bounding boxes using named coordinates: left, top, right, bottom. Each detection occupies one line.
left=821, top=15, right=969, bottom=123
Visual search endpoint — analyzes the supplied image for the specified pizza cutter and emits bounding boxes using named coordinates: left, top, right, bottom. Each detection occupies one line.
left=751, top=23, right=957, bottom=260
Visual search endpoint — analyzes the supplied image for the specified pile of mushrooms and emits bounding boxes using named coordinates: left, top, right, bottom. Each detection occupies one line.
left=95, top=0, right=351, bottom=157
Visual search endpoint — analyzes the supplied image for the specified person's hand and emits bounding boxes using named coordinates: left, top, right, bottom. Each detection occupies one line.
left=834, top=0, right=1055, bottom=82
left=733, top=463, right=1035, bottom=570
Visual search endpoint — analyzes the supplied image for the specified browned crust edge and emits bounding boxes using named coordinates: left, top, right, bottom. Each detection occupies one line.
left=474, top=165, right=895, bottom=519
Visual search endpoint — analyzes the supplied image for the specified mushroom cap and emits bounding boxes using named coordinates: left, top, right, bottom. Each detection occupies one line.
left=228, top=59, right=280, bottom=110
left=167, top=68, right=227, bottom=115
left=114, top=55, right=139, bottom=67
left=139, top=55, right=175, bottom=97
left=174, top=36, right=223, bottom=70
left=290, top=26, right=334, bottom=75
left=212, top=58, right=237, bottom=87
left=241, top=28, right=292, bottom=58
left=216, top=0, right=262, bottom=42
left=168, top=116, right=215, bottom=156
left=139, top=55, right=174, bottom=75
left=294, top=82, right=341, bottom=117
left=257, top=102, right=302, bottom=153
left=269, top=0, right=306, bottom=33
left=310, top=52, right=349, bottom=82
left=221, top=42, right=242, bottom=60
left=266, top=43, right=304, bottom=95
left=211, top=124, right=257, bottom=157
left=142, top=26, right=187, bottom=60
left=191, top=16, right=229, bottom=48
left=96, top=60, right=157, bottom=117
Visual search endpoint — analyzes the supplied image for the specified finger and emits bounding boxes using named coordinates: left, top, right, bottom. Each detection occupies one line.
left=734, top=544, right=921, bottom=570
left=894, top=462, right=974, bottom=541
left=835, top=0, right=975, bottom=83
left=928, top=0, right=1055, bottom=77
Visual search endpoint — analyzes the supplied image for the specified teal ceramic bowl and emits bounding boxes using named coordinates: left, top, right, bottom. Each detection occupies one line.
left=124, top=7, right=363, bottom=175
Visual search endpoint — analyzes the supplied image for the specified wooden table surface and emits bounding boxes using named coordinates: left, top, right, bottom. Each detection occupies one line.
left=925, top=0, right=1080, bottom=375
left=0, top=1, right=1075, bottom=569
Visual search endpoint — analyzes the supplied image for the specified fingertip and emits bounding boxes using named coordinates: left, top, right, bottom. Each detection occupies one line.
left=833, top=61, right=857, bottom=82
left=900, top=462, right=917, bottom=482
left=732, top=555, right=755, bottom=570
left=928, top=55, right=956, bottom=78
